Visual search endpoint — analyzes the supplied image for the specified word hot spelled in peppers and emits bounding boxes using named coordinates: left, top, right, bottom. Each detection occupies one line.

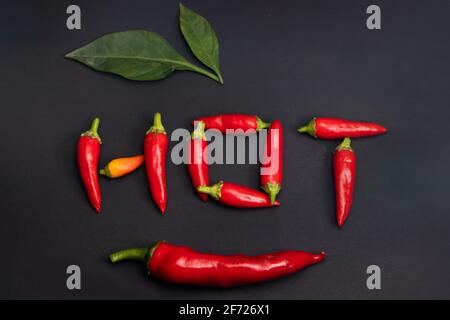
left=187, top=121, right=209, bottom=201
left=99, top=155, right=144, bottom=179
left=198, top=181, right=279, bottom=208
left=144, top=113, right=168, bottom=214
left=298, top=117, right=387, bottom=139
left=260, top=119, right=284, bottom=204
left=109, top=241, right=325, bottom=288
left=77, top=117, right=102, bottom=213
left=194, top=114, right=270, bottom=133
left=333, top=138, right=356, bottom=227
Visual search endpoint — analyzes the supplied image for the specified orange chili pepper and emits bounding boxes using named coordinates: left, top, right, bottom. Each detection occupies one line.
left=99, top=155, right=144, bottom=178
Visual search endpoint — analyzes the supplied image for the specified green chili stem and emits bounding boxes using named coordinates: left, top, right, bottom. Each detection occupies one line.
left=336, top=137, right=353, bottom=151
left=262, top=182, right=281, bottom=205
left=99, top=168, right=110, bottom=177
left=147, top=112, right=166, bottom=134
left=197, top=181, right=223, bottom=200
left=81, top=117, right=101, bottom=142
left=297, top=118, right=316, bottom=137
left=153, top=112, right=162, bottom=128
left=109, top=248, right=148, bottom=263
left=192, top=121, right=206, bottom=139
left=90, top=117, right=100, bottom=134
left=256, top=116, right=271, bottom=131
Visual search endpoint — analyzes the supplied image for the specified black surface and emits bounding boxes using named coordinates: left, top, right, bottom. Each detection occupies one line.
left=1, top=0, right=450, bottom=299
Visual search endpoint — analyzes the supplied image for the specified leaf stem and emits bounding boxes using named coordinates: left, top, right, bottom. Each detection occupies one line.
left=217, top=73, right=224, bottom=84
left=187, top=63, right=221, bottom=83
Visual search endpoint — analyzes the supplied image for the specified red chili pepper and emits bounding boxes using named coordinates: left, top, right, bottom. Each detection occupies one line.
left=188, top=121, right=209, bottom=201
left=193, top=114, right=270, bottom=133
left=197, top=181, right=280, bottom=208
left=260, top=119, right=283, bottom=204
left=334, top=138, right=356, bottom=227
left=109, top=241, right=325, bottom=288
left=144, top=112, right=168, bottom=214
left=298, top=117, right=387, bottom=139
left=77, top=117, right=102, bottom=213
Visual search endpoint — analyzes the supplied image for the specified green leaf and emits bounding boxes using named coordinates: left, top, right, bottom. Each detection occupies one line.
left=179, top=3, right=223, bottom=84
left=65, top=30, right=220, bottom=82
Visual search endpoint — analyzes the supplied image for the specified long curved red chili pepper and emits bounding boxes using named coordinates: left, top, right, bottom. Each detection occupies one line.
left=144, top=112, right=168, bottom=214
left=77, top=117, right=102, bottom=213
left=109, top=241, right=325, bottom=288
left=298, top=117, right=387, bottom=139
left=187, top=121, right=209, bottom=201
left=193, top=114, right=270, bottom=133
left=260, top=119, right=283, bottom=204
left=334, top=138, right=356, bottom=227
left=197, top=181, right=279, bottom=208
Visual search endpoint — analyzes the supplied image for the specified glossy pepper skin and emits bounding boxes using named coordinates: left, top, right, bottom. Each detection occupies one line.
left=99, top=155, right=144, bottom=178
left=144, top=113, right=168, bottom=214
left=260, top=119, right=284, bottom=204
left=334, top=138, right=356, bottom=227
left=188, top=121, right=209, bottom=201
left=298, top=117, right=387, bottom=139
left=109, top=241, right=325, bottom=288
left=77, top=117, right=102, bottom=213
left=193, top=114, right=270, bottom=133
left=197, top=181, right=280, bottom=208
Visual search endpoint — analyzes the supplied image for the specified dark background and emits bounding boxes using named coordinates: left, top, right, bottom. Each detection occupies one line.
left=1, top=0, right=449, bottom=299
